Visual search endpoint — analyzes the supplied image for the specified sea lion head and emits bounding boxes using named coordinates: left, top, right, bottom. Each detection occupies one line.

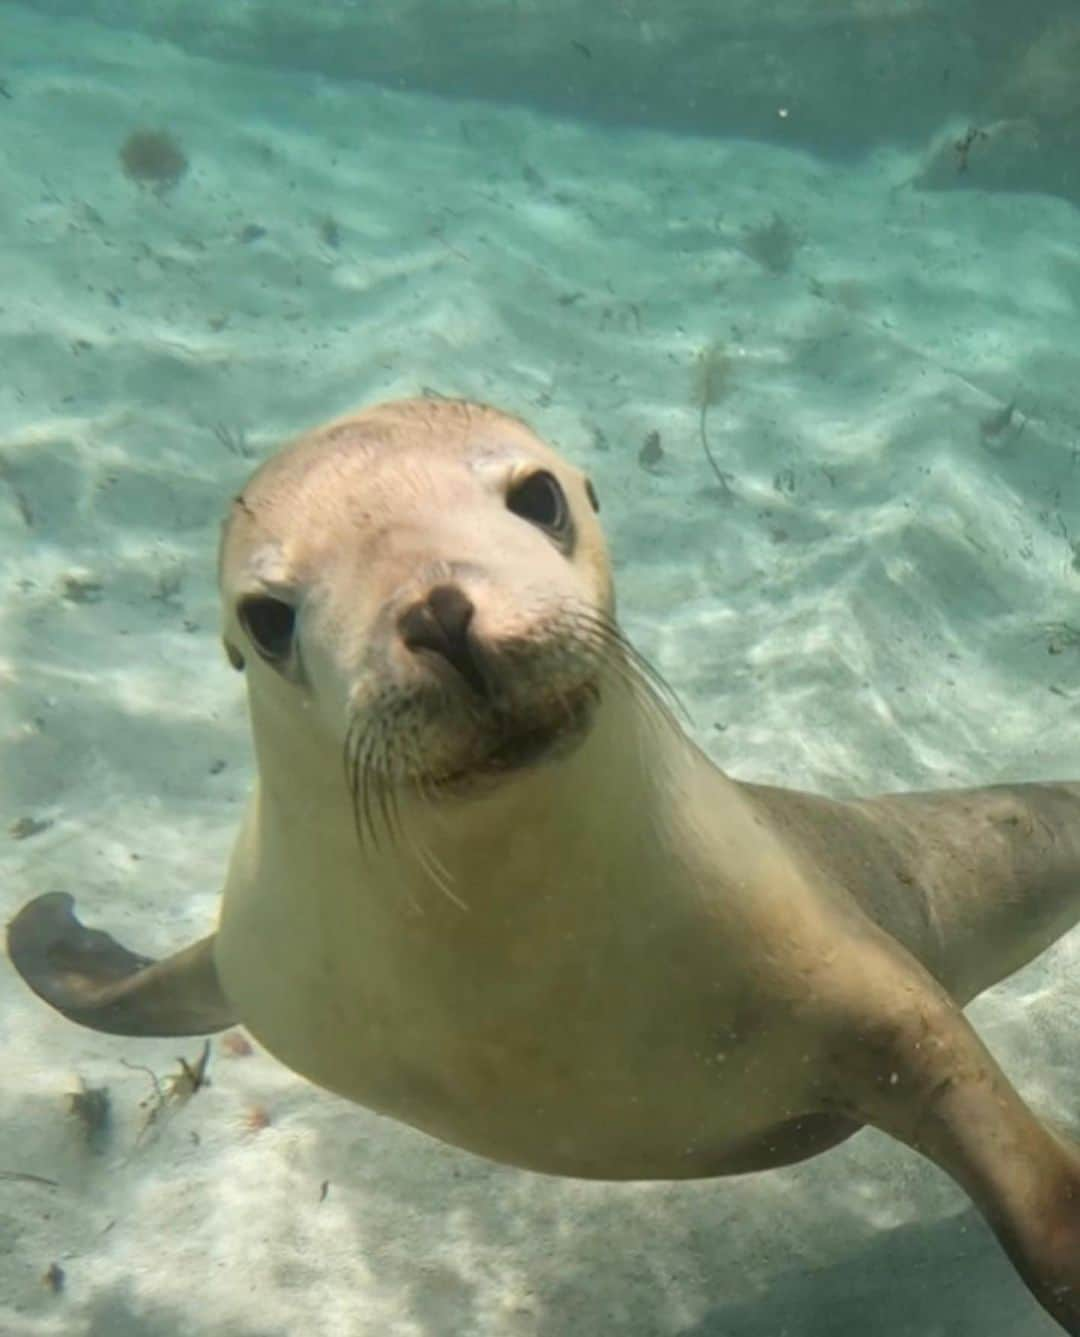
left=218, top=398, right=635, bottom=821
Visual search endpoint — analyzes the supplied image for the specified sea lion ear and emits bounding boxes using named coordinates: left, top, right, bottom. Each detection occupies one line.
left=224, top=640, right=246, bottom=671
left=585, top=478, right=600, bottom=513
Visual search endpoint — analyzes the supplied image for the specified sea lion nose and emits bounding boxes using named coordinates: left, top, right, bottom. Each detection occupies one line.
left=398, top=583, right=487, bottom=696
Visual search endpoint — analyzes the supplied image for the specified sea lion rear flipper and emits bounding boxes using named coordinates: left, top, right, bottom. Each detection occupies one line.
left=7, top=892, right=236, bottom=1037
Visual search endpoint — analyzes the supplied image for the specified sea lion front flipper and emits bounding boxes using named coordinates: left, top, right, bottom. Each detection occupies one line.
left=7, top=892, right=236, bottom=1037
left=824, top=937, right=1080, bottom=1334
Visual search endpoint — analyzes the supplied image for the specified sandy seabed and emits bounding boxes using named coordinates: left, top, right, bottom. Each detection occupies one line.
left=2, top=4, right=1079, bottom=1334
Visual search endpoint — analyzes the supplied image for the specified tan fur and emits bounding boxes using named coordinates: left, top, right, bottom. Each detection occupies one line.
left=10, top=398, right=1080, bottom=1332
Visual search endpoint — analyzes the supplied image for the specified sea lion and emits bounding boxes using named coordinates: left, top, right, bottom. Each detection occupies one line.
left=8, top=398, right=1080, bottom=1331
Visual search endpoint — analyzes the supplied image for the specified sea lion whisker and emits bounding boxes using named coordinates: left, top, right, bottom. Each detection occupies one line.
left=576, top=608, right=684, bottom=721
left=358, top=726, right=386, bottom=854
left=405, top=768, right=468, bottom=912
left=343, top=717, right=368, bottom=846
left=373, top=723, right=408, bottom=852
left=566, top=608, right=679, bottom=736
left=415, top=837, right=468, bottom=913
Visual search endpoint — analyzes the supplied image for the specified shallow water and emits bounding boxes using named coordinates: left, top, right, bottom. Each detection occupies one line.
left=2, top=4, right=1078, bottom=1334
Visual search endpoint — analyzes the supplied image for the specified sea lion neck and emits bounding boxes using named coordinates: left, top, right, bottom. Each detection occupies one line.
left=404, top=683, right=680, bottom=881
left=247, top=673, right=691, bottom=920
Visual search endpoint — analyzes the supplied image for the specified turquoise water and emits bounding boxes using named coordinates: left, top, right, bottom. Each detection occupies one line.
left=2, top=4, right=1079, bottom=1333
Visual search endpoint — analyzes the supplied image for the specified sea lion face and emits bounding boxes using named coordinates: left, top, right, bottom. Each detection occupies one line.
left=219, top=399, right=615, bottom=805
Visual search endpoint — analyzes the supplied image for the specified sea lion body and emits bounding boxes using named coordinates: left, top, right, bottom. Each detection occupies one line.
left=9, top=398, right=1080, bottom=1330
left=217, top=718, right=854, bottom=1178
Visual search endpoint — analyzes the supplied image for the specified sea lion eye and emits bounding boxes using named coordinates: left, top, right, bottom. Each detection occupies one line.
left=239, top=595, right=296, bottom=661
left=507, top=470, right=568, bottom=534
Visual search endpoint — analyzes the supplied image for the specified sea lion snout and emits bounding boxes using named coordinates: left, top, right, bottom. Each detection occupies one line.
left=397, top=582, right=488, bottom=698
left=391, top=572, right=593, bottom=716
left=380, top=570, right=605, bottom=790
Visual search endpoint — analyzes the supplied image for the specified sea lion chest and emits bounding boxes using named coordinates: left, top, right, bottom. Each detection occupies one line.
left=214, top=794, right=813, bottom=1176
